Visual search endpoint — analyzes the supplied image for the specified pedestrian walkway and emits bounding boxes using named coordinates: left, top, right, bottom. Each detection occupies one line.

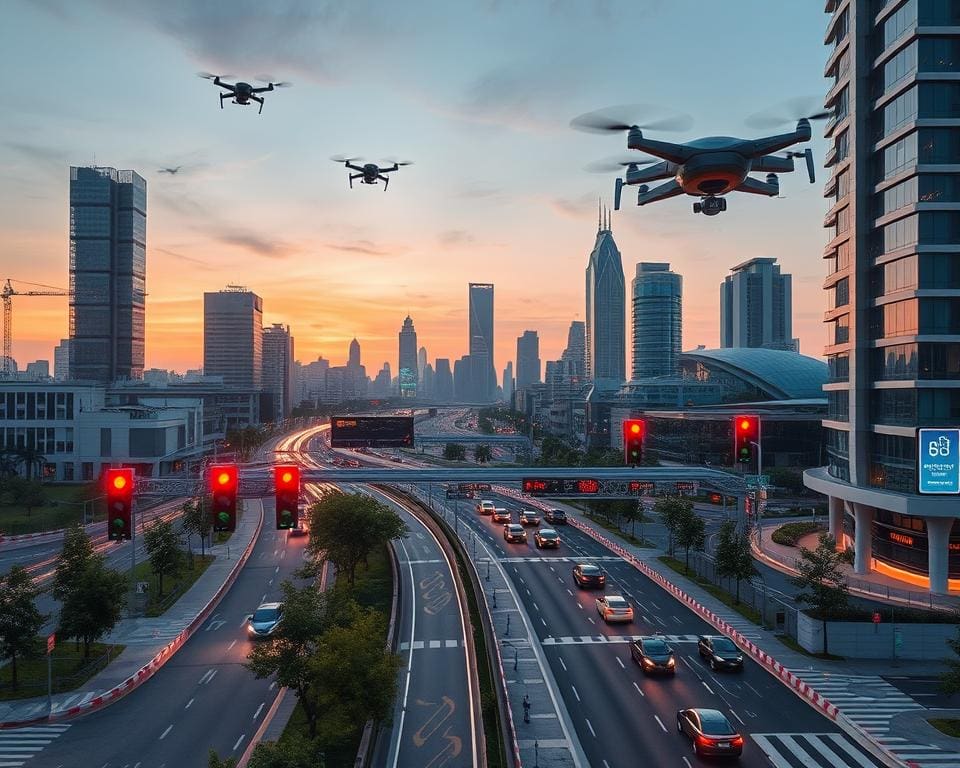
left=0, top=501, right=262, bottom=727
left=0, top=724, right=71, bottom=767
left=751, top=732, right=881, bottom=767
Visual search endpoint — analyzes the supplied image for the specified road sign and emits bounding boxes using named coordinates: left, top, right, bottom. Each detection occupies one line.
left=629, top=481, right=655, bottom=493
left=47, top=633, right=55, bottom=655
left=330, top=416, right=415, bottom=448
left=522, top=478, right=600, bottom=496
left=918, top=428, right=960, bottom=494
left=894, top=627, right=903, bottom=650
left=458, top=482, right=491, bottom=492
left=136, top=581, right=150, bottom=594
left=675, top=481, right=699, bottom=495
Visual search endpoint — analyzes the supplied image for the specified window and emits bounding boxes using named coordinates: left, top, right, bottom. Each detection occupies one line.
left=883, top=0, right=917, bottom=49
left=920, top=174, right=960, bottom=203
left=876, top=214, right=919, bottom=253
left=918, top=389, right=960, bottom=425
left=922, top=0, right=960, bottom=25
left=835, top=130, right=849, bottom=163
left=872, top=255, right=918, bottom=296
left=919, top=342, right=960, bottom=379
left=826, top=428, right=849, bottom=481
left=828, top=352, right=850, bottom=382
left=920, top=211, right=960, bottom=243
left=921, top=252, right=960, bottom=288
left=919, top=128, right=960, bottom=163
left=920, top=298, right=960, bottom=333
left=882, top=41, right=918, bottom=93
left=836, top=169, right=850, bottom=202
left=832, top=314, right=850, bottom=345
left=878, top=177, right=918, bottom=216
left=919, top=83, right=960, bottom=119
left=920, top=38, right=960, bottom=72
left=872, top=389, right=916, bottom=425
left=869, top=433, right=916, bottom=492
left=835, top=206, right=850, bottom=237
left=834, top=8, right=849, bottom=48
left=871, top=298, right=919, bottom=338
left=873, top=343, right=919, bottom=380
left=834, top=277, right=850, bottom=308
left=880, top=87, right=918, bottom=138
left=877, top=133, right=917, bottom=180
left=828, top=390, right=850, bottom=420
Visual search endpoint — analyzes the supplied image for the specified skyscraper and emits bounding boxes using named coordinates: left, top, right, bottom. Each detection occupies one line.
left=54, top=339, right=70, bottom=381
left=434, top=359, right=453, bottom=402
left=204, top=287, right=263, bottom=390
left=262, top=323, right=295, bottom=421
left=632, top=263, right=682, bottom=379
left=563, top=321, right=586, bottom=378
left=502, top=361, right=514, bottom=402
left=468, top=283, right=495, bottom=401
left=719, top=257, right=796, bottom=351
left=348, top=338, right=361, bottom=368
left=398, top=315, right=418, bottom=398
left=68, top=166, right=146, bottom=383
left=516, top=330, right=541, bottom=391
left=806, top=1, right=960, bottom=595
left=417, top=346, right=428, bottom=387
left=585, top=209, right=626, bottom=385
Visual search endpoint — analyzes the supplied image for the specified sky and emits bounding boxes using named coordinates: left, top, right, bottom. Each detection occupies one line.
left=0, top=0, right=831, bottom=378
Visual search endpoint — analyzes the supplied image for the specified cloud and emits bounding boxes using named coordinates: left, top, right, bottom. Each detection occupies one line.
left=547, top=192, right=597, bottom=219
left=323, top=240, right=393, bottom=257
left=215, top=230, right=293, bottom=259
left=152, top=247, right=216, bottom=270
left=4, top=141, right=69, bottom=168
left=438, top=229, right=475, bottom=246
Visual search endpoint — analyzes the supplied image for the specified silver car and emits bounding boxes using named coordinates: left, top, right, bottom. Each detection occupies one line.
left=248, top=602, right=283, bottom=638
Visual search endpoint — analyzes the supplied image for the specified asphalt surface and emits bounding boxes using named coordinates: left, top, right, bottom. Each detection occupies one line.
left=441, top=490, right=886, bottom=768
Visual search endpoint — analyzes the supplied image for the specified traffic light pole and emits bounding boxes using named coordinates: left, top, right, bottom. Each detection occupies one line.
left=129, top=496, right=137, bottom=614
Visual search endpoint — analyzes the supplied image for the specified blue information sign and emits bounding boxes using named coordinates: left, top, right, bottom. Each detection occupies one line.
left=918, top=428, right=960, bottom=495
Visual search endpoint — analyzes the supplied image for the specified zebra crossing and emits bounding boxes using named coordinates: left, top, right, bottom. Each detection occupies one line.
left=499, top=555, right=625, bottom=563
left=543, top=633, right=702, bottom=645
left=0, top=724, right=71, bottom=767
left=788, top=670, right=960, bottom=768
left=397, top=639, right=463, bottom=651
left=751, top=733, right=883, bottom=767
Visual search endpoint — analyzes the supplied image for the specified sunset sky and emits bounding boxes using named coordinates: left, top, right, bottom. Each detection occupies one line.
left=1, top=0, right=830, bottom=378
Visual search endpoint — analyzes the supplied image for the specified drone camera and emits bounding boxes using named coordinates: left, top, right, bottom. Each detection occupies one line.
left=694, top=196, right=726, bottom=216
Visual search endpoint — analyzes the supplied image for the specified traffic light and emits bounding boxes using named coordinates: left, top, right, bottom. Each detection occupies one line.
left=105, top=468, right=134, bottom=541
left=623, top=419, right=645, bottom=466
left=274, top=465, right=299, bottom=530
left=734, top=415, right=760, bottom=465
left=210, top=465, right=238, bottom=532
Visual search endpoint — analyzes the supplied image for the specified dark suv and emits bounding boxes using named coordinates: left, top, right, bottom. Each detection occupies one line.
left=630, top=636, right=676, bottom=675
left=572, top=563, right=605, bottom=589
left=544, top=509, right=567, bottom=525
left=697, top=635, right=744, bottom=671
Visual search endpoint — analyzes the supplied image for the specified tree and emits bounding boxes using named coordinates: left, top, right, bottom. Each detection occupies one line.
left=939, top=614, right=960, bottom=697
left=52, top=523, right=95, bottom=605
left=58, top=557, right=127, bottom=657
left=767, top=467, right=804, bottom=495
left=0, top=449, right=20, bottom=479
left=791, top=534, right=849, bottom=656
left=10, top=478, right=46, bottom=515
left=247, top=740, right=315, bottom=768
left=714, top=520, right=756, bottom=604
left=144, top=518, right=182, bottom=596
left=442, top=443, right=466, bottom=461
left=305, top=493, right=407, bottom=585
left=474, top=444, right=493, bottom=464
left=655, top=496, right=692, bottom=557
left=621, top=500, right=646, bottom=543
left=0, top=565, right=45, bottom=689
left=15, top=447, right=47, bottom=480
left=182, top=497, right=212, bottom=558
left=207, top=750, right=238, bottom=768
left=674, top=504, right=706, bottom=572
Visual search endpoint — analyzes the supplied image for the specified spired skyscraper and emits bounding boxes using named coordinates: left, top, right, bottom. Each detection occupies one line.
left=68, top=166, right=147, bottom=383
left=585, top=207, right=625, bottom=386
left=468, top=283, right=495, bottom=401
left=398, top=315, right=418, bottom=398
left=632, top=263, right=682, bottom=379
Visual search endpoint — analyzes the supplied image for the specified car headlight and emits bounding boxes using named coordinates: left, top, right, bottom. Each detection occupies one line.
left=642, top=658, right=653, bottom=666
left=714, top=657, right=725, bottom=662
left=667, top=658, right=675, bottom=667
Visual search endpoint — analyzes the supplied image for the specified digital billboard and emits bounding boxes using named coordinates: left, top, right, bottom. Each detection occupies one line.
left=918, top=428, right=960, bottom=494
left=330, top=416, right=415, bottom=448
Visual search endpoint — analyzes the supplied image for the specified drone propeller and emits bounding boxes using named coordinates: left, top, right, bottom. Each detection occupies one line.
left=585, top=155, right=659, bottom=173
left=197, top=72, right=233, bottom=81
left=380, top=157, right=414, bottom=167
left=331, top=155, right=363, bottom=164
left=571, top=104, right=693, bottom=134
left=745, top=96, right=832, bottom=130
left=255, top=76, right=293, bottom=88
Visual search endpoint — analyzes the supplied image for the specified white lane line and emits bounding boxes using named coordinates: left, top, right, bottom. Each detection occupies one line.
left=185, top=698, right=194, bottom=709
left=159, top=725, right=173, bottom=740
left=388, top=536, right=418, bottom=768
left=702, top=682, right=715, bottom=695
left=682, top=758, right=692, bottom=768
left=585, top=718, right=596, bottom=738
left=729, top=709, right=744, bottom=725
left=274, top=566, right=279, bottom=573
left=633, top=682, right=644, bottom=697
left=603, top=762, right=611, bottom=768
left=681, top=656, right=695, bottom=671
left=671, top=615, right=682, bottom=624
left=654, top=715, right=668, bottom=733
left=540, top=617, right=547, bottom=627
left=253, top=702, right=265, bottom=720
left=232, top=734, right=246, bottom=751
left=566, top=589, right=574, bottom=596
left=269, top=681, right=277, bottom=691
left=533, top=602, right=540, bottom=612
left=239, top=616, right=249, bottom=628
left=268, top=579, right=273, bottom=586
left=549, top=566, right=556, bottom=572
left=577, top=603, right=583, bottom=610
left=572, top=685, right=581, bottom=702
left=261, top=593, right=266, bottom=603
left=587, top=617, right=595, bottom=624
left=227, top=640, right=237, bottom=651
left=616, top=657, right=625, bottom=669
left=559, top=657, right=567, bottom=672
left=198, top=669, right=215, bottom=685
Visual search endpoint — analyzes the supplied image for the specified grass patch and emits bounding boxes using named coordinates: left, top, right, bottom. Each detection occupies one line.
left=0, top=640, right=125, bottom=701
left=929, top=719, right=960, bottom=738
left=658, top=555, right=762, bottom=625
left=775, top=633, right=845, bottom=661
left=0, top=484, right=108, bottom=536
left=584, top=515, right=655, bottom=548
left=128, top=553, right=215, bottom=617
left=771, top=521, right=823, bottom=547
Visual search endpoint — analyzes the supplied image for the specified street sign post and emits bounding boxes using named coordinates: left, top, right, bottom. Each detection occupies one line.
left=46, top=633, right=55, bottom=713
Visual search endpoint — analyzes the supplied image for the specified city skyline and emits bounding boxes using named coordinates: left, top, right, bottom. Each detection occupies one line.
left=2, top=1, right=829, bottom=375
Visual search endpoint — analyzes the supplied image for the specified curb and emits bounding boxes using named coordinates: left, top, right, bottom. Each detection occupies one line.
left=0, top=502, right=264, bottom=728
left=493, top=486, right=909, bottom=768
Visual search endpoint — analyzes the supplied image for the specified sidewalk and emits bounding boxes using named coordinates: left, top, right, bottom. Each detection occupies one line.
left=0, top=500, right=263, bottom=727
left=754, top=522, right=960, bottom=612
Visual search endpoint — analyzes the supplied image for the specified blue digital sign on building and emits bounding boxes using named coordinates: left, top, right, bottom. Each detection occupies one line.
left=918, top=428, right=960, bottom=495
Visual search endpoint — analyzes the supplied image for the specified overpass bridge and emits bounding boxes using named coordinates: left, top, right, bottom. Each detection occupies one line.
left=414, top=433, right=530, bottom=446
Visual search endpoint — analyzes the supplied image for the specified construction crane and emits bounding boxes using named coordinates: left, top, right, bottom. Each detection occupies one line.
left=1, top=279, right=69, bottom=377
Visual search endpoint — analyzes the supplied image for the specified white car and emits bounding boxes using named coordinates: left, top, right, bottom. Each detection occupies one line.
left=595, top=595, right=634, bottom=623
left=476, top=500, right=495, bottom=515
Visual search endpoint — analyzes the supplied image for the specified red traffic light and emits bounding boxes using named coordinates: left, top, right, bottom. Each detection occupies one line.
left=209, top=465, right=238, bottom=532
left=104, top=468, right=134, bottom=541
left=275, top=465, right=299, bottom=488
left=623, top=419, right=645, bottom=466
left=111, top=474, right=128, bottom=491
left=739, top=418, right=752, bottom=432
left=274, top=465, right=300, bottom=531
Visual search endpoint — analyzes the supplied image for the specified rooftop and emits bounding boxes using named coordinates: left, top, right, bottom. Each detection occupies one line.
left=681, top=347, right=827, bottom=400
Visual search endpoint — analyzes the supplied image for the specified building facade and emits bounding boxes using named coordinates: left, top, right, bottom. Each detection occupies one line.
left=632, top=262, right=682, bottom=379
left=54, top=339, right=69, bottom=381
left=585, top=211, right=626, bottom=385
left=502, top=361, right=514, bottom=402
left=720, top=257, right=796, bottom=351
left=516, top=330, right=541, bottom=391
left=398, top=315, right=418, bottom=398
left=262, top=323, right=294, bottom=422
left=68, top=166, right=147, bottom=383
left=468, top=283, right=495, bottom=401
left=805, top=0, right=960, bottom=594
left=203, top=288, right=263, bottom=390
left=434, top=358, right=453, bottom=402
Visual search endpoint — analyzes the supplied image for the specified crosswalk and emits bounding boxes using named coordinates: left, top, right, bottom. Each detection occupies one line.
left=751, top=733, right=882, bottom=767
left=0, top=724, right=71, bottom=767
left=543, top=633, right=702, bottom=645
left=788, top=670, right=960, bottom=767
left=499, top=555, right=625, bottom=563
left=398, top=639, right=463, bottom=651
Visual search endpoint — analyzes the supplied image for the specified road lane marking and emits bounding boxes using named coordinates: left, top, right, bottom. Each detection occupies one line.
left=633, top=682, right=645, bottom=697
left=227, top=640, right=237, bottom=651
left=572, top=685, right=580, bottom=702
left=185, top=698, right=193, bottom=709
left=274, top=566, right=279, bottom=573
left=159, top=725, right=173, bottom=740
left=540, top=617, right=547, bottom=627
left=616, top=657, right=625, bottom=669
left=566, top=589, right=573, bottom=596
left=253, top=703, right=264, bottom=720
left=729, top=709, right=744, bottom=725
left=682, top=758, right=692, bottom=768
left=585, top=718, right=596, bottom=738
left=559, top=657, right=567, bottom=672
left=232, top=734, right=245, bottom=751
left=654, top=715, right=667, bottom=733
left=533, top=602, right=540, bottom=612
left=702, top=682, right=715, bottom=695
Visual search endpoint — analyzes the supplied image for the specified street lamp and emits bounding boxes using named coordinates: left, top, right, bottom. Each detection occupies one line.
left=749, top=440, right=763, bottom=477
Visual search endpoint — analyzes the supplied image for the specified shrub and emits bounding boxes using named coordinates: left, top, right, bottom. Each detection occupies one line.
left=772, top=521, right=823, bottom=547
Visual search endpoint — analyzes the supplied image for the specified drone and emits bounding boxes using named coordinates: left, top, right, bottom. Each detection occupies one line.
left=198, top=73, right=291, bottom=114
left=573, top=104, right=826, bottom=216
left=331, top=156, right=412, bottom=191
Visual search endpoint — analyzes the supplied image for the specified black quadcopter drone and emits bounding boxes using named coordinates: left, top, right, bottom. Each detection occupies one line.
left=198, top=73, right=291, bottom=114
left=331, top=156, right=413, bottom=191
left=573, top=101, right=827, bottom=216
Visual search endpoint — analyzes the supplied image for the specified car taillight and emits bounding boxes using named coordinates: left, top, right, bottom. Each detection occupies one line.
left=731, top=736, right=743, bottom=747
left=696, top=735, right=713, bottom=746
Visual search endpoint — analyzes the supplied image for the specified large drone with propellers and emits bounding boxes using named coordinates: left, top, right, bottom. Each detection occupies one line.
left=573, top=101, right=828, bottom=216
left=198, top=73, right=292, bottom=114
left=331, top=156, right=413, bottom=191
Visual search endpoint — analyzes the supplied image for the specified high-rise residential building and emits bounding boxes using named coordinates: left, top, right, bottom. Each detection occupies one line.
left=299, top=357, right=329, bottom=403
left=434, top=358, right=453, bottom=402
left=68, top=166, right=146, bottom=383
left=54, top=339, right=70, bottom=381
left=468, top=283, right=495, bottom=400
left=719, top=257, right=796, bottom=351
left=585, top=209, right=626, bottom=385
left=23, top=361, right=50, bottom=380
left=417, top=346, right=428, bottom=387
left=422, top=363, right=435, bottom=399
left=516, top=330, right=541, bottom=391
left=203, top=287, right=263, bottom=390
left=805, top=1, right=960, bottom=596
left=502, top=361, right=514, bottom=402
left=632, top=263, right=682, bottom=379
left=563, top=321, right=586, bottom=377
left=398, top=315, right=418, bottom=398
left=262, top=323, right=295, bottom=421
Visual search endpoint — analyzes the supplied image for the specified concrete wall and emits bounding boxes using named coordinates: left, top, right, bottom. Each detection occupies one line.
left=797, top=611, right=956, bottom=660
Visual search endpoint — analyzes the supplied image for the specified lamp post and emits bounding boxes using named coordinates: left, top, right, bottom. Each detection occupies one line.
left=749, top=440, right=763, bottom=477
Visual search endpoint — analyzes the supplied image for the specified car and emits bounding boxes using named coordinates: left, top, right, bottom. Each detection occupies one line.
left=534, top=528, right=560, bottom=549
left=248, top=602, right=284, bottom=638
left=572, top=563, right=606, bottom=589
left=596, top=595, right=633, bottom=623
left=519, top=510, right=541, bottom=526
left=503, top=523, right=527, bottom=543
left=288, top=519, right=308, bottom=537
left=544, top=509, right=567, bottom=525
left=347, top=459, right=361, bottom=468
left=389, top=455, right=403, bottom=463
left=697, top=635, right=744, bottom=671
left=631, top=636, right=676, bottom=674
left=476, top=500, right=496, bottom=515
left=492, top=508, right=511, bottom=523
left=676, top=708, right=743, bottom=758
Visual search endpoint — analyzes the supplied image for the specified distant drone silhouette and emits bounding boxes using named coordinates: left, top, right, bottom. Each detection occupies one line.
left=198, top=73, right=292, bottom=114
left=331, top=156, right=413, bottom=191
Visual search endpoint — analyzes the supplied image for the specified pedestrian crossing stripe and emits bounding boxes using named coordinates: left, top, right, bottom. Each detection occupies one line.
left=0, top=724, right=71, bottom=767
left=543, top=634, right=702, bottom=645
left=751, top=733, right=882, bottom=768
left=398, top=639, right=463, bottom=651
left=499, top=556, right=626, bottom=563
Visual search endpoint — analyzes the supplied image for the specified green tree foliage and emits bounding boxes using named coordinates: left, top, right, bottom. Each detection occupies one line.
left=207, top=750, right=238, bottom=768
left=6, top=477, right=46, bottom=514
left=536, top=436, right=582, bottom=467
left=305, top=493, right=407, bottom=585
left=58, top=556, right=127, bottom=658
left=15, top=447, right=47, bottom=480
left=939, top=614, right=960, bottom=697
left=714, top=520, right=756, bottom=604
left=52, top=523, right=95, bottom=604
left=791, top=534, right=849, bottom=655
left=0, top=565, right=45, bottom=688
left=442, top=443, right=466, bottom=461
left=144, top=518, right=182, bottom=596
left=674, top=503, right=706, bottom=572
left=655, top=496, right=693, bottom=557
left=225, top=425, right=267, bottom=461
left=473, top=444, right=493, bottom=464
left=581, top=447, right=624, bottom=467
left=182, top=497, right=213, bottom=557
left=248, top=739, right=315, bottom=768
left=766, top=467, right=805, bottom=495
